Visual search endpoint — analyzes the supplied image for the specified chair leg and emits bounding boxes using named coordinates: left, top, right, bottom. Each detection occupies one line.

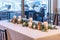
left=5, top=30, right=8, bottom=40
left=0, top=31, right=4, bottom=40
left=1, top=31, right=3, bottom=40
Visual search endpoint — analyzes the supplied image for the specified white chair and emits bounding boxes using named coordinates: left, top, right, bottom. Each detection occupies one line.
left=0, top=27, right=8, bottom=40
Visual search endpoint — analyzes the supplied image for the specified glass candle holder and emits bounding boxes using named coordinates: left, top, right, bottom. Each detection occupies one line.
left=33, top=24, right=36, bottom=29
left=22, top=22, right=25, bottom=26
left=37, top=22, right=41, bottom=30
left=12, top=15, right=17, bottom=23
left=17, top=16, right=22, bottom=23
left=17, top=19, right=21, bottom=24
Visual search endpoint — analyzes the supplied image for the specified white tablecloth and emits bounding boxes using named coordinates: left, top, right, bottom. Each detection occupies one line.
left=0, top=20, right=60, bottom=40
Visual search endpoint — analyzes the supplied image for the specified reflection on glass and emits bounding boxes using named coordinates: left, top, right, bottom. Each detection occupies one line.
left=0, top=0, right=21, bottom=11
left=0, top=0, right=22, bottom=20
left=24, top=0, right=48, bottom=22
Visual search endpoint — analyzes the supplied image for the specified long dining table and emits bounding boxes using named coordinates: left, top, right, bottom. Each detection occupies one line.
left=0, top=20, right=60, bottom=40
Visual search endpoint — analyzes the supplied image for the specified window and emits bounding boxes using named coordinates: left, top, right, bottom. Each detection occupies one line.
left=0, top=0, right=21, bottom=11
left=0, top=0, right=22, bottom=20
left=24, top=0, right=49, bottom=22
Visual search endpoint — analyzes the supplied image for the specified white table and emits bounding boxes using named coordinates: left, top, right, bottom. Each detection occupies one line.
left=0, top=20, right=60, bottom=40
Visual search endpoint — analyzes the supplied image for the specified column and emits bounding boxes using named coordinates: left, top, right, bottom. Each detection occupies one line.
left=53, top=0, right=58, bottom=25
left=21, top=0, right=25, bottom=18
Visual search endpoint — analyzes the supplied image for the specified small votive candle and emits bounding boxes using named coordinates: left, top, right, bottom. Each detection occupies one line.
left=17, top=19, right=21, bottom=24
left=22, top=22, right=25, bottom=26
left=44, top=21, right=48, bottom=30
left=29, top=17, right=33, bottom=22
left=33, top=25, right=36, bottom=29
left=28, top=22, right=32, bottom=28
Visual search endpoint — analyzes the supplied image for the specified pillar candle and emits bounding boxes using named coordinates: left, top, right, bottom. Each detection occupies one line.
left=28, top=22, right=32, bottom=28
left=29, top=17, right=33, bottom=22
left=18, top=16, right=21, bottom=22
left=44, top=21, right=48, bottom=30
left=18, top=19, right=21, bottom=21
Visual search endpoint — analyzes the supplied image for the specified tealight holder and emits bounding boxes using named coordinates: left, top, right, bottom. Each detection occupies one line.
left=22, top=22, right=25, bottom=26
left=17, top=19, right=21, bottom=24
left=33, top=24, right=36, bottom=29
left=12, top=15, right=17, bottom=23
left=17, top=16, right=22, bottom=24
